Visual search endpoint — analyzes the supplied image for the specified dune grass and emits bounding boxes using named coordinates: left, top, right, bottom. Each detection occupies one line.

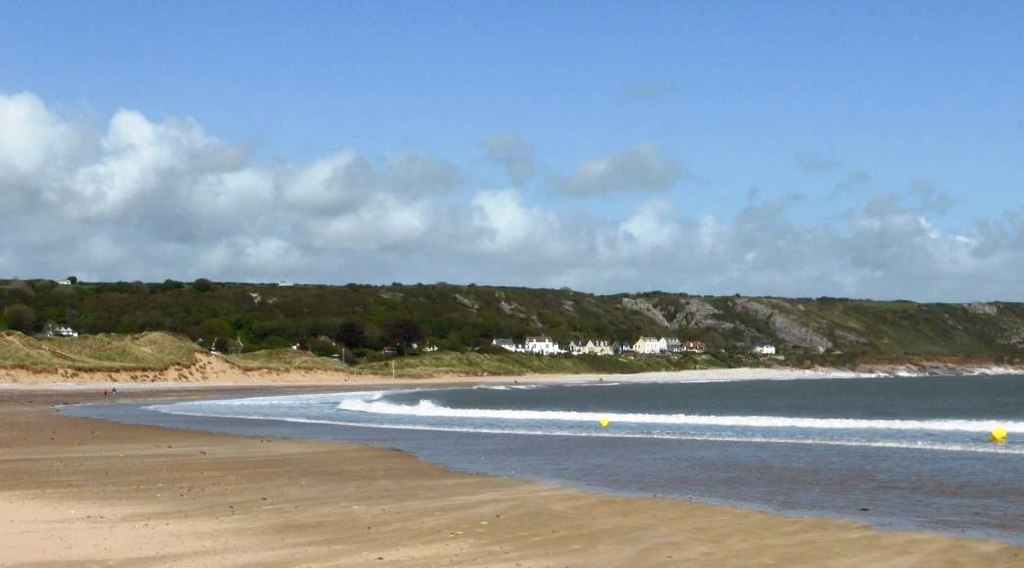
left=225, top=348, right=348, bottom=370
left=0, top=331, right=200, bottom=370
left=0, top=330, right=763, bottom=378
left=350, top=350, right=725, bottom=378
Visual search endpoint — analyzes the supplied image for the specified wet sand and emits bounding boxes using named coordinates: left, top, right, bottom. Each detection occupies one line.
left=2, top=384, right=1022, bottom=567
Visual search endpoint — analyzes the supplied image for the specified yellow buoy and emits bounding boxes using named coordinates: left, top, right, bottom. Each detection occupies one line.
left=599, top=417, right=610, bottom=428
left=990, top=427, right=1008, bottom=443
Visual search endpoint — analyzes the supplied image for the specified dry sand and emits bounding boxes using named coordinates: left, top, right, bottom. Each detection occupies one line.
left=2, top=378, right=1023, bottom=567
left=0, top=351, right=889, bottom=387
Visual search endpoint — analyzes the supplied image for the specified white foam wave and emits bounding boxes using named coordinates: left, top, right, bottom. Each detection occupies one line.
left=150, top=390, right=395, bottom=410
left=336, top=398, right=1024, bottom=434
left=146, top=405, right=1024, bottom=455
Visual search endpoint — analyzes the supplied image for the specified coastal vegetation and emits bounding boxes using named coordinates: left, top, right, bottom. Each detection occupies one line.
left=1, top=278, right=1023, bottom=373
left=0, top=330, right=198, bottom=370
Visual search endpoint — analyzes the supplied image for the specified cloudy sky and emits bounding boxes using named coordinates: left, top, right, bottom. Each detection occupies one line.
left=2, top=2, right=1022, bottom=301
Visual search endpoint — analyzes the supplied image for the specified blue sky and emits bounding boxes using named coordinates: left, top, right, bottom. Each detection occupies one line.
left=1, top=1, right=1022, bottom=300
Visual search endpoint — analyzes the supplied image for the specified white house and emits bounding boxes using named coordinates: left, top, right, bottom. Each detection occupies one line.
left=409, top=342, right=439, bottom=353
left=492, top=338, right=519, bottom=352
left=753, top=342, right=777, bottom=355
left=525, top=336, right=561, bottom=355
left=665, top=337, right=683, bottom=353
left=569, top=339, right=618, bottom=356
left=633, top=336, right=668, bottom=355
left=44, top=324, right=78, bottom=338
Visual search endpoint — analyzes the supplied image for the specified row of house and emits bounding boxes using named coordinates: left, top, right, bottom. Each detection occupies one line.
left=492, top=336, right=563, bottom=355
left=492, top=336, right=727, bottom=356
left=631, top=336, right=708, bottom=355
left=43, top=322, right=79, bottom=337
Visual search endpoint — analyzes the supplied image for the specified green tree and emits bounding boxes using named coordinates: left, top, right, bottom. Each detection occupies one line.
left=7, top=280, right=35, bottom=302
left=199, top=318, right=233, bottom=341
left=383, top=317, right=423, bottom=353
left=158, top=279, right=185, bottom=292
left=335, top=321, right=367, bottom=348
left=309, top=337, right=338, bottom=357
left=4, top=304, right=39, bottom=333
left=192, top=278, right=214, bottom=293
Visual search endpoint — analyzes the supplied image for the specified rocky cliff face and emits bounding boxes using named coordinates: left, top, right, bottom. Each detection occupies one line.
left=678, top=298, right=735, bottom=330
left=620, top=297, right=672, bottom=328
left=609, top=293, right=1024, bottom=361
left=732, top=299, right=834, bottom=350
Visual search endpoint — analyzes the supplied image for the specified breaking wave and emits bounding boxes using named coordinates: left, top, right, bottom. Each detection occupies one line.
left=337, top=397, right=1024, bottom=434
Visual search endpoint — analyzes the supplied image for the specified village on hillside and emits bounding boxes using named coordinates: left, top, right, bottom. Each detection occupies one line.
left=491, top=336, right=777, bottom=357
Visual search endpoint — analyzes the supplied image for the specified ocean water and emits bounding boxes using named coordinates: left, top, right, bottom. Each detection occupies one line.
left=63, top=374, right=1024, bottom=544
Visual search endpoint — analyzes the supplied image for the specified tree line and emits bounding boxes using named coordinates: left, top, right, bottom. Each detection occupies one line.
left=4, top=278, right=1024, bottom=366
left=0, top=279, right=674, bottom=364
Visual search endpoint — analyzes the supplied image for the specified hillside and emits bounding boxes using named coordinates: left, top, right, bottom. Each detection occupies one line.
left=0, top=331, right=200, bottom=370
left=0, top=330, right=711, bottom=381
left=2, top=279, right=1024, bottom=371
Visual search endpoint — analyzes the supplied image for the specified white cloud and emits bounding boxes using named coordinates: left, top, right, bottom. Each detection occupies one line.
left=308, top=194, right=434, bottom=251
left=197, top=167, right=275, bottom=213
left=280, top=150, right=459, bottom=215
left=609, top=200, right=680, bottom=255
left=557, top=143, right=685, bottom=195
left=0, top=92, right=73, bottom=179
left=77, top=233, right=129, bottom=272
left=282, top=150, right=374, bottom=212
left=39, top=110, right=231, bottom=219
left=196, top=237, right=304, bottom=275
left=470, top=189, right=564, bottom=256
left=385, top=152, right=462, bottom=197
left=483, top=134, right=536, bottom=186
left=2, top=92, right=1024, bottom=302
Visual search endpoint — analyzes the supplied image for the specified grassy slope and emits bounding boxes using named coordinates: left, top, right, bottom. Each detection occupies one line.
left=0, top=332, right=364, bottom=373
left=353, top=350, right=730, bottom=378
left=225, top=348, right=348, bottom=370
left=0, top=331, right=200, bottom=370
left=0, top=331, right=738, bottom=376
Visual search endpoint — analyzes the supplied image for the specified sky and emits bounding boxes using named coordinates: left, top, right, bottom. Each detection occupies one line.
left=1, top=1, right=1022, bottom=301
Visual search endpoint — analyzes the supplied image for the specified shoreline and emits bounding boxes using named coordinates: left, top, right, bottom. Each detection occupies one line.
left=3, top=381, right=1023, bottom=566
left=3, top=359, right=1023, bottom=392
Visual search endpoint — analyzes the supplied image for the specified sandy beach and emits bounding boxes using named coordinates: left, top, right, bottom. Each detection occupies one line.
left=2, top=375, right=1023, bottom=567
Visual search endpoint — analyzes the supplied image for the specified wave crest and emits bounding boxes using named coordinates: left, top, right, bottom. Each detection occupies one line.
left=336, top=397, right=1023, bottom=433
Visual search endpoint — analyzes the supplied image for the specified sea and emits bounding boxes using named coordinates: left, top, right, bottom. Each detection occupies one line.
left=62, top=373, right=1024, bottom=545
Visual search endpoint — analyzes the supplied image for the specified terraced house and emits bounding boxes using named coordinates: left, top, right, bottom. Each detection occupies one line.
left=568, top=339, right=620, bottom=356
left=525, top=336, right=562, bottom=355
left=633, top=336, right=667, bottom=355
